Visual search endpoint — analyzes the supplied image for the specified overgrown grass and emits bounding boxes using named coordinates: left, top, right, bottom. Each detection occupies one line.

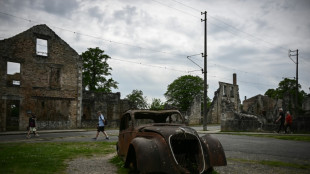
left=0, top=142, right=115, bottom=174
left=229, top=158, right=310, bottom=170
left=109, top=155, right=130, bottom=174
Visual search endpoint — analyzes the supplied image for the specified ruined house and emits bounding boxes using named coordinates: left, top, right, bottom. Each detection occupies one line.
left=207, top=73, right=240, bottom=124
left=243, top=94, right=282, bottom=123
left=0, top=24, right=83, bottom=131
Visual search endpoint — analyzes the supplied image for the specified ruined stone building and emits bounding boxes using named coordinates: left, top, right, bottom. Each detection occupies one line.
left=81, top=91, right=130, bottom=128
left=207, top=73, right=240, bottom=124
left=243, top=94, right=282, bottom=123
left=0, top=24, right=133, bottom=132
left=0, top=24, right=83, bottom=131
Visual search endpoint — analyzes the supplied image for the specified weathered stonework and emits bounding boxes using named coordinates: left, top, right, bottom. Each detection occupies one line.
left=82, top=91, right=130, bottom=128
left=243, top=94, right=282, bottom=124
left=0, top=24, right=83, bottom=131
left=207, top=73, right=240, bottom=124
left=187, top=95, right=201, bottom=125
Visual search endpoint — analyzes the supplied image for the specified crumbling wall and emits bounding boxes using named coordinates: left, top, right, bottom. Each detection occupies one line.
left=0, top=24, right=82, bottom=131
left=81, top=91, right=130, bottom=128
left=243, top=94, right=282, bottom=124
left=187, top=95, right=201, bottom=125
left=207, top=80, right=240, bottom=124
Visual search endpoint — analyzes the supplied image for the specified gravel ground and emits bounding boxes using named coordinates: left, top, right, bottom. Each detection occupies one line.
left=215, top=160, right=309, bottom=174
left=65, top=152, right=309, bottom=174
left=66, top=153, right=117, bottom=174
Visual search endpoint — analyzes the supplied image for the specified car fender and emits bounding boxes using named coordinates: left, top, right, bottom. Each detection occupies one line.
left=126, top=136, right=181, bottom=173
left=200, top=134, right=227, bottom=167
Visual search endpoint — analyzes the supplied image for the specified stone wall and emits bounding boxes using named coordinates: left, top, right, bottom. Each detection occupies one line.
left=243, top=94, right=282, bottom=123
left=0, top=24, right=82, bottom=131
left=187, top=95, right=201, bottom=125
left=221, top=112, right=263, bottom=132
left=81, top=91, right=130, bottom=128
left=207, top=75, right=240, bottom=124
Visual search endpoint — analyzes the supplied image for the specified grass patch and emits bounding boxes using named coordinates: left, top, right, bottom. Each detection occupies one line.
left=0, top=142, right=115, bottom=174
left=109, top=155, right=130, bottom=174
left=229, top=158, right=310, bottom=170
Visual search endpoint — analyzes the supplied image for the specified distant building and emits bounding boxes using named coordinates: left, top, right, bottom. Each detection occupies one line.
left=207, top=73, right=240, bottom=124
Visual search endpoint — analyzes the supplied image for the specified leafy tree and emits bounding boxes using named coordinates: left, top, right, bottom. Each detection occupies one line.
left=164, top=75, right=206, bottom=111
left=150, top=98, right=165, bottom=110
left=81, top=47, right=118, bottom=92
left=126, top=90, right=148, bottom=109
left=264, top=78, right=306, bottom=112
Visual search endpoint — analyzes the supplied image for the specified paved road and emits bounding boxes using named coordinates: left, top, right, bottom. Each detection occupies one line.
left=1, top=126, right=310, bottom=172
left=213, top=134, right=310, bottom=165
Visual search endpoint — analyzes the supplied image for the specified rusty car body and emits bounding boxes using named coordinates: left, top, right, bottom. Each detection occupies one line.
left=116, top=110, right=226, bottom=173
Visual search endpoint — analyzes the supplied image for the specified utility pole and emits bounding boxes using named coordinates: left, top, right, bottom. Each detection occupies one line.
left=289, top=49, right=299, bottom=117
left=201, top=11, right=207, bottom=131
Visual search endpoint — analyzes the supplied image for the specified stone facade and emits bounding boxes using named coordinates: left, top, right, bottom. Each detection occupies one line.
left=243, top=94, right=282, bottom=124
left=187, top=95, right=201, bottom=125
left=207, top=73, right=240, bottom=124
left=0, top=24, right=83, bottom=131
left=81, top=91, right=130, bottom=128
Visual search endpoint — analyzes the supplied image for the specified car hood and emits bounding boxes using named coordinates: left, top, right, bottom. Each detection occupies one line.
left=139, top=124, right=198, bottom=140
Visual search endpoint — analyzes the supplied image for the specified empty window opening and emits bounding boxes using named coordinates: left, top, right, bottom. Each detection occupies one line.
left=230, top=86, right=234, bottom=97
left=7, top=62, right=21, bottom=87
left=223, top=85, right=227, bottom=96
left=36, top=38, right=48, bottom=56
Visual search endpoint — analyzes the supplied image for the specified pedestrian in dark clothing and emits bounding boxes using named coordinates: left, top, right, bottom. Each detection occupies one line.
left=26, top=111, right=39, bottom=138
left=276, top=108, right=285, bottom=133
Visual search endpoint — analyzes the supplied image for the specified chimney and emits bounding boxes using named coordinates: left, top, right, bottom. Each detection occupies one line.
left=233, top=73, right=237, bottom=85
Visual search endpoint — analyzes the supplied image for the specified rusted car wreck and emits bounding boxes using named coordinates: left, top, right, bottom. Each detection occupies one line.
left=116, top=110, right=227, bottom=173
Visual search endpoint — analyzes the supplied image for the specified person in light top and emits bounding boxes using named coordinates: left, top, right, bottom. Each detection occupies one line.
left=93, top=111, right=109, bottom=140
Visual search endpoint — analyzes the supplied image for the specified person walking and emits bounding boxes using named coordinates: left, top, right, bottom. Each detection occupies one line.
left=93, top=111, right=109, bottom=140
left=26, top=111, right=39, bottom=138
left=275, top=108, right=285, bottom=133
left=285, top=111, right=293, bottom=133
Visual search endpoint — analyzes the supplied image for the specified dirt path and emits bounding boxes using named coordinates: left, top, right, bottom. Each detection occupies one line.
left=66, top=153, right=117, bottom=174
left=66, top=153, right=309, bottom=174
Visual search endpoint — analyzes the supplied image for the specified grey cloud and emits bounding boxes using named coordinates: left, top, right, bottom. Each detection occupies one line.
left=42, top=0, right=79, bottom=16
left=87, top=6, right=105, bottom=22
left=113, top=5, right=138, bottom=25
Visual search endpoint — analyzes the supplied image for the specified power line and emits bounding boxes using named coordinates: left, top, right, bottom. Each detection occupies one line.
left=110, top=57, right=192, bottom=73
left=167, top=0, right=289, bottom=52
left=0, top=11, right=190, bottom=58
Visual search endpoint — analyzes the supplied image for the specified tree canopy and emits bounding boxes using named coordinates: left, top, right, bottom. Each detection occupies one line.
left=81, top=47, right=118, bottom=92
left=150, top=98, right=165, bottom=110
left=164, top=75, right=205, bottom=111
left=264, top=78, right=306, bottom=112
left=125, top=89, right=148, bottom=109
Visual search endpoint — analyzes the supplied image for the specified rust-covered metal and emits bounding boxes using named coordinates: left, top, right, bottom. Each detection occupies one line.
left=116, top=110, right=227, bottom=173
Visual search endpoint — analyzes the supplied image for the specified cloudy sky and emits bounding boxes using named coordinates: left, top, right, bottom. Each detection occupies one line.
left=1, top=0, right=309, bottom=104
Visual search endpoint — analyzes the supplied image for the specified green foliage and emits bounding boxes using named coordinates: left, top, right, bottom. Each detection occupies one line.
left=0, top=142, right=115, bottom=174
left=81, top=47, right=118, bottom=92
left=165, top=75, right=205, bottom=111
left=110, top=155, right=130, bottom=174
left=264, top=78, right=306, bottom=112
left=150, top=98, right=165, bottom=110
left=126, top=89, right=148, bottom=109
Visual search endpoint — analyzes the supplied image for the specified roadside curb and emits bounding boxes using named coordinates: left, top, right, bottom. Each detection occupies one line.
left=197, top=130, right=310, bottom=136
left=0, top=129, right=89, bottom=136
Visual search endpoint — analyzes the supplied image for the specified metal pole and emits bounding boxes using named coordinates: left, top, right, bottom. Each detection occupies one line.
left=289, top=49, right=299, bottom=117
left=201, top=11, right=207, bottom=131
left=296, top=49, right=299, bottom=117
